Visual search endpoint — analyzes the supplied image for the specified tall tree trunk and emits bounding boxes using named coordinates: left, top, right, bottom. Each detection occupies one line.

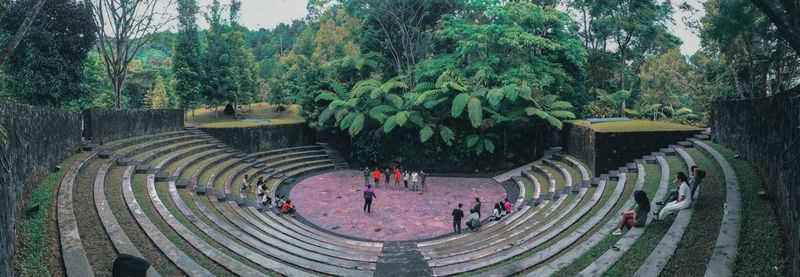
left=0, top=0, right=46, bottom=66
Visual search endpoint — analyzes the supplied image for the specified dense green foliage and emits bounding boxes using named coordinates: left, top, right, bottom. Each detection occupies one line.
left=173, top=0, right=204, bottom=111
left=0, top=0, right=798, bottom=166
left=0, top=0, right=96, bottom=107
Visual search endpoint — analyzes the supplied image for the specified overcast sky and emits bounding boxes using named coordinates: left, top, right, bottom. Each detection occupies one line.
left=191, top=0, right=704, bottom=55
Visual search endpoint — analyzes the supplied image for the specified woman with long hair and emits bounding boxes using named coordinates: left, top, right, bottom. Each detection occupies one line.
left=613, top=190, right=650, bottom=235
left=653, top=172, right=692, bottom=222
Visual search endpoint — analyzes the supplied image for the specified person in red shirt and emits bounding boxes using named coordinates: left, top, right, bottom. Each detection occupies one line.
left=281, top=200, right=295, bottom=216
left=372, top=168, right=381, bottom=188
left=393, top=168, right=401, bottom=190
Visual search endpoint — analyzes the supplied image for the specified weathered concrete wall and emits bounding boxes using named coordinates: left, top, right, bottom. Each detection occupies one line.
left=712, top=88, right=800, bottom=276
left=200, top=123, right=316, bottom=153
left=563, top=121, right=701, bottom=174
left=83, top=109, right=183, bottom=143
left=0, top=101, right=82, bottom=277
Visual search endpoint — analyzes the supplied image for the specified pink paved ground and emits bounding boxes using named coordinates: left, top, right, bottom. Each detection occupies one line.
left=289, top=170, right=507, bottom=241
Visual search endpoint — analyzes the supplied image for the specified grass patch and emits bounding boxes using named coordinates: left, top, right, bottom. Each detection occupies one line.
left=526, top=171, right=549, bottom=195
left=518, top=176, right=535, bottom=201
left=710, top=143, right=786, bottom=276
left=569, top=120, right=702, bottom=133
left=603, top=156, right=684, bottom=276
left=131, top=174, right=232, bottom=275
left=14, top=152, right=84, bottom=276
left=186, top=103, right=304, bottom=128
left=660, top=148, right=725, bottom=276
left=106, top=167, right=184, bottom=276
left=215, top=163, right=249, bottom=192
left=555, top=161, right=581, bottom=186
left=541, top=165, right=566, bottom=192
left=199, top=159, right=237, bottom=190
left=166, top=149, right=217, bottom=174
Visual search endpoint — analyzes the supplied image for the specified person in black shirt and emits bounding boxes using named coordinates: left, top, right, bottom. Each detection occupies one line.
left=471, top=197, right=482, bottom=218
left=452, top=203, right=464, bottom=234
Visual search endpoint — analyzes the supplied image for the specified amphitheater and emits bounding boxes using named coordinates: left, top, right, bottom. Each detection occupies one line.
left=0, top=100, right=797, bottom=277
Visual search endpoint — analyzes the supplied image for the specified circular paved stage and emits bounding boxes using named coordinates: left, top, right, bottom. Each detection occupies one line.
left=289, top=170, right=508, bottom=241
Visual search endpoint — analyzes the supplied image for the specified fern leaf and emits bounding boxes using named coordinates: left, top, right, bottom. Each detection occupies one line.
left=549, top=110, right=576, bottom=119
left=548, top=100, right=573, bottom=110
left=419, top=125, right=434, bottom=143
left=408, top=112, right=425, bottom=127
left=439, top=126, right=455, bottom=146
left=318, top=107, right=335, bottom=124
left=466, top=134, right=480, bottom=148
left=339, top=112, right=357, bottom=130
left=483, top=139, right=495, bottom=153
left=505, top=84, right=519, bottom=102
left=395, top=111, right=409, bottom=126
left=315, top=91, right=340, bottom=102
left=349, top=113, right=365, bottom=136
left=384, top=115, right=398, bottom=133
left=451, top=93, right=469, bottom=117
left=487, top=88, right=503, bottom=109
left=518, top=84, right=532, bottom=101
left=384, top=94, right=404, bottom=109
left=468, top=97, right=483, bottom=128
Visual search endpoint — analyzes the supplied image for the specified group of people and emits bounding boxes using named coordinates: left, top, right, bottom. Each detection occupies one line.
left=363, top=166, right=428, bottom=191
left=450, top=197, right=514, bottom=234
left=612, top=166, right=706, bottom=235
left=239, top=174, right=297, bottom=216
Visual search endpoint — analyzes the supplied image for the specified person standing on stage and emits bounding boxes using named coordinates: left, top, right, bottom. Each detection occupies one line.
left=394, top=167, right=401, bottom=190
left=363, top=167, right=370, bottom=186
left=372, top=168, right=381, bottom=188
left=363, top=185, right=377, bottom=213
left=411, top=171, right=419, bottom=191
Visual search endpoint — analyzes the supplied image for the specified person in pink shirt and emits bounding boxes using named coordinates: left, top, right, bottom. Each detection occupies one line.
left=503, top=198, right=513, bottom=214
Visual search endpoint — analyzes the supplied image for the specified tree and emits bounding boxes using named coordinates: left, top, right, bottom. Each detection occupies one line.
left=173, top=0, right=203, bottom=114
left=202, top=0, right=259, bottom=116
left=0, top=0, right=46, bottom=66
left=702, top=0, right=799, bottom=98
left=1, top=0, right=96, bottom=107
left=144, top=75, right=169, bottom=108
left=92, top=0, right=175, bottom=108
left=344, top=0, right=463, bottom=79
left=749, top=0, right=800, bottom=55
left=566, top=0, right=680, bottom=115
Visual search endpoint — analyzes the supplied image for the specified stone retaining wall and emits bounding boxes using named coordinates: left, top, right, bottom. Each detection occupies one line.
left=712, top=88, right=800, bottom=276
left=200, top=123, right=316, bottom=153
left=83, top=109, right=183, bottom=143
left=563, top=121, right=701, bottom=174
left=0, top=101, right=82, bottom=277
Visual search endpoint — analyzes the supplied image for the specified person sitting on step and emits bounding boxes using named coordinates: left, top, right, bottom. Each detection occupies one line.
left=653, top=172, right=691, bottom=221
left=503, top=198, right=513, bottom=214
left=491, top=202, right=505, bottom=221
left=689, top=166, right=706, bottom=201
left=613, top=190, right=650, bottom=235
left=274, top=194, right=285, bottom=210
left=466, top=211, right=482, bottom=231
left=281, top=199, right=296, bottom=216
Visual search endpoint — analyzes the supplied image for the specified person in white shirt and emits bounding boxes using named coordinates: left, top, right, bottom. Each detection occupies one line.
left=653, top=172, right=692, bottom=221
left=411, top=171, right=419, bottom=191
left=403, top=170, right=410, bottom=190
